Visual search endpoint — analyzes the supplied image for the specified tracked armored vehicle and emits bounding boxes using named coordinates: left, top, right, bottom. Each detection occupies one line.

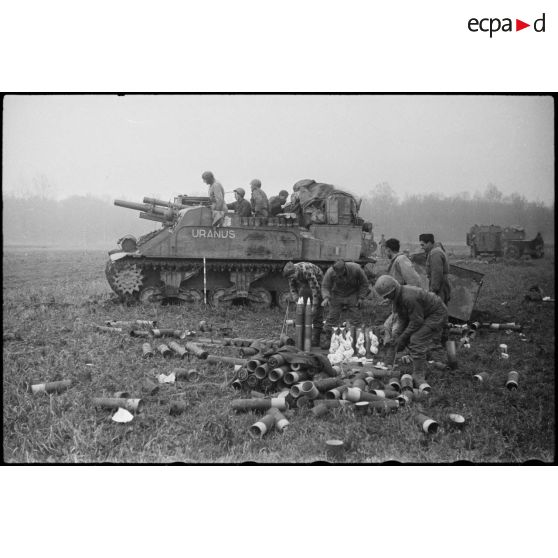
left=466, top=225, right=544, bottom=259
left=106, top=180, right=377, bottom=307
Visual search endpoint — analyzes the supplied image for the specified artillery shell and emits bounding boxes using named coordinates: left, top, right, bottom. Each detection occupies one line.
left=388, top=378, right=401, bottom=392
left=400, top=374, right=414, bottom=392
left=157, top=343, right=173, bottom=358
left=326, top=385, right=349, bottom=399
left=269, top=365, right=290, bottom=382
left=239, top=346, right=259, bottom=357
left=174, top=368, right=201, bottom=382
left=249, top=412, right=276, bottom=437
left=506, top=370, right=519, bottom=390
left=113, top=391, right=131, bottom=399
left=415, top=413, right=438, bottom=434
left=314, top=378, right=342, bottom=392
left=284, top=371, right=310, bottom=385
left=168, top=341, right=188, bottom=359
left=184, top=342, right=209, bottom=360
left=254, top=363, right=270, bottom=380
left=231, top=398, right=287, bottom=412
left=267, top=407, right=290, bottom=432
left=354, top=401, right=370, bottom=415
left=246, top=359, right=262, bottom=372
left=351, top=378, right=367, bottom=390
left=31, top=380, right=72, bottom=395
left=206, top=355, right=247, bottom=366
left=268, top=354, right=287, bottom=368
left=325, top=440, right=345, bottom=461
left=473, top=372, right=489, bottom=383
left=446, top=340, right=458, bottom=369
left=295, top=395, right=313, bottom=409
left=369, top=400, right=399, bottom=414
left=417, top=382, right=432, bottom=394
left=92, top=397, right=143, bottom=413
left=246, top=374, right=259, bottom=388
left=130, top=329, right=150, bottom=337
left=396, top=392, right=412, bottom=406
left=299, top=381, right=319, bottom=399
left=231, top=379, right=244, bottom=390
left=142, top=343, right=154, bottom=358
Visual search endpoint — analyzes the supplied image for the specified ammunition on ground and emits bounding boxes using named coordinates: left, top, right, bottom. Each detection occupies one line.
left=290, top=362, right=307, bottom=372
left=396, top=392, right=412, bottom=406
left=249, top=412, right=276, bottom=437
left=250, top=390, right=266, bottom=398
left=354, top=401, right=370, bottom=415
left=325, top=439, right=345, bottom=461
left=174, top=368, right=201, bottom=382
left=142, top=378, right=159, bottom=395
left=142, top=343, right=154, bottom=358
left=269, top=365, right=290, bottom=382
left=469, top=321, right=481, bottom=330
left=314, top=378, right=342, bottom=392
left=499, top=343, right=508, bottom=354
left=415, top=413, right=438, bottom=433
left=260, top=378, right=274, bottom=391
left=506, top=370, right=519, bottom=390
left=364, top=377, right=383, bottom=390
left=151, top=328, right=182, bottom=338
left=207, top=355, right=248, bottom=366
left=416, top=381, right=431, bottom=394
left=369, top=400, right=399, bottom=414
left=231, top=398, right=287, bottom=412
left=93, top=397, right=143, bottom=413
left=168, top=341, right=188, bottom=359
left=473, top=372, right=489, bottom=383
left=448, top=413, right=466, bottom=428
left=304, top=299, right=312, bottom=351
left=113, top=391, right=131, bottom=398
left=185, top=342, right=209, bottom=359
left=247, top=359, right=263, bottom=372
left=369, top=388, right=399, bottom=399
left=284, top=370, right=310, bottom=385
left=96, top=325, right=123, bottom=333
left=295, top=297, right=305, bottom=349
left=198, top=320, right=212, bottom=332
left=169, top=402, right=188, bottom=416
left=239, top=346, right=259, bottom=357
left=285, top=319, right=295, bottom=326
left=130, top=329, right=150, bottom=337
left=299, top=381, right=319, bottom=399
left=400, top=374, right=414, bottom=392
left=343, top=387, right=383, bottom=403
left=446, top=340, right=458, bottom=369
left=231, top=380, right=244, bottom=390
left=326, top=385, right=349, bottom=399
left=268, top=354, right=287, bottom=369
left=268, top=407, right=290, bottom=432
left=157, top=343, right=173, bottom=358
left=236, top=368, right=249, bottom=382
left=389, top=378, right=401, bottom=392
left=254, top=363, right=270, bottom=380
left=351, top=378, right=367, bottom=390
left=412, top=388, right=429, bottom=401
left=106, top=319, right=156, bottom=327
left=31, top=379, right=72, bottom=395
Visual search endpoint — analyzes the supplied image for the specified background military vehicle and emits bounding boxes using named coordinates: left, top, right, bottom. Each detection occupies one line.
left=466, top=225, right=544, bottom=259
left=106, top=180, right=377, bottom=307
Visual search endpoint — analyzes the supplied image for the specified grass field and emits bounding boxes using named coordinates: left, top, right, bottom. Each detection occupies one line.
left=2, top=248, right=555, bottom=463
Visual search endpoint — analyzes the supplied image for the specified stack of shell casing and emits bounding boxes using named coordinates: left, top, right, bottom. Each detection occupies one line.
left=294, top=297, right=313, bottom=351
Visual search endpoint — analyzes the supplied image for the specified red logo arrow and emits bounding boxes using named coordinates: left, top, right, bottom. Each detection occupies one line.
left=516, top=19, right=530, bottom=31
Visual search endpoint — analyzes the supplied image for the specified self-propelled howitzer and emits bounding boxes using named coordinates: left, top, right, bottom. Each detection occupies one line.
left=106, top=184, right=377, bottom=307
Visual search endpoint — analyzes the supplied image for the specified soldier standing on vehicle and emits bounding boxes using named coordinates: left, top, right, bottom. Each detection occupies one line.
left=250, top=179, right=269, bottom=218
left=226, top=187, right=252, bottom=217
left=282, top=261, right=324, bottom=346
left=202, top=171, right=227, bottom=226
left=374, top=275, right=448, bottom=385
left=419, top=233, right=451, bottom=304
left=321, top=259, right=371, bottom=348
left=269, top=190, right=290, bottom=216
left=379, top=234, right=386, bottom=257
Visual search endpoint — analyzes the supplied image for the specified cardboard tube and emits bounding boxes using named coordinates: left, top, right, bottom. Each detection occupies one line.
left=157, top=343, right=173, bottom=358
left=231, top=398, right=287, bottom=412
left=325, top=440, right=344, bottom=460
left=268, top=408, right=290, bottom=432
left=185, top=342, right=209, bottom=359
left=415, top=413, right=438, bottom=434
left=236, top=368, right=249, bottom=382
left=364, top=377, right=383, bottom=390
left=506, top=370, right=519, bottom=390
left=249, top=412, right=276, bottom=437
left=314, top=378, right=342, bottom=392
left=206, top=355, right=247, bottom=366
left=151, top=328, right=178, bottom=338
left=31, top=380, right=72, bottom=395
left=254, top=363, right=270, bottom=380
left=295, top=297, right=304, bottom=349
left=389, top=378, right=401, bottom=392
left=142, top=343, right=154, bottom=358
left=369, top=400, right=399, bottom=414
left=473, top=372, right=489, bottom=383
left=396, top=392, right=412, bottom=406
left=246, top=374, right=259, bottom=388
left=239, top=346, right=259, bottom=357
left=269, top=365, right=290, bottom=382
left=304, top=299, right=312, bottom=352
left=130, top=329, right=150, bottom=337
left=326, top=385, right=349, bottom=399
left=284, top=371, right=310, bottom=385
left=300, top=381, right=319, bottom=399
left=354, top=401, right=370, bottom=415
left=231, top=379, right=244, bottom=390
left=268, top=354, right=287, bottom=368
left=93, top=398, right=143, bottom=413
left=174, top=368, right=201, bottom=382
left=370, top=388, right=400, bottom=399
left=113, top=391, right=131, bottom=399
left=168, top=341, right=188, bottom=359
left=247, top=359, right=262, bottom=372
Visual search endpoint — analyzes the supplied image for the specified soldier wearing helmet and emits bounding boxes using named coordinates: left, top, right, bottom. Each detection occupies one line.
left=282, top=261, right=324, bottom=346
left=374, top=275, right=448, bottom=384
left=419, top=233, right=451, bottom=304
left=202, top=171, right=227, bottom=226
left=249, top=179, right=270, bottom=218
left=269, top=190, right=290, bottom=216
left=320, top=259, right=371, bottom=348
left=227, top=187, right=252, bottom=217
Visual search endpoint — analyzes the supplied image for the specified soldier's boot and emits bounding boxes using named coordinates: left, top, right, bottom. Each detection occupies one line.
left=311, top=328, right=322, bottom=348
left=320, top=330, right=332, bottom=350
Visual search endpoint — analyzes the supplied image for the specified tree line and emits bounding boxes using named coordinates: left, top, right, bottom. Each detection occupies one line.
left=359, top=183, right=554, bottom=245
left=2, top=182, right=554, bottom=249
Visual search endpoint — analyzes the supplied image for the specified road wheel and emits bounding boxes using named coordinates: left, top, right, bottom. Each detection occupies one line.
left=139, top=286, right=163, bottom=304
left=210, top=288, right=231, bottom=307
left=249, top=287, right=272, bottom=309
left=179, top=289, right=204, bottom=303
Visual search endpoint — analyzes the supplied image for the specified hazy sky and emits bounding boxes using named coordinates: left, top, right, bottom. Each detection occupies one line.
left=3, top=94, right=554, bottom=205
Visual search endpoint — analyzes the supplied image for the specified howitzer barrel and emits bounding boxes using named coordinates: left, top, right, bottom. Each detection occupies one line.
left=140, top=212, right=166, bottom=223
left=143, top=197, right=188, bottom=210
left=114, top=199, right=174, bottom=219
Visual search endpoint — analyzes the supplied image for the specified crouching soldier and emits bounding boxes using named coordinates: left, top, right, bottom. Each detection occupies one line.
left=321, top=259, right=371, bottom=349
left=374, top=275, right=448, bottom=383
left=282, top=261, right=324, bottom=347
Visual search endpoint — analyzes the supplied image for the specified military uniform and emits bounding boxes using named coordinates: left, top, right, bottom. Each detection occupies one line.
left=251, top=188, right=269, bottom=218
left=227, top=199, right=252, bottom=217
left=322, top=262, right=370, bottom=331
left=387, top=253, right=421, bottom=287
left=391, top=285, right=448, bottom=377
left=426, top=244, right=451, bottom=304
left=269, top=195, right=286, bottom=216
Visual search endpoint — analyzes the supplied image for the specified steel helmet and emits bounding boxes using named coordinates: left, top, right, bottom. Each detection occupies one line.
left=234, top=187, right=246, bottom=197
left=374, top=275, right=400, bottom=298
left=202, top=171, right=214, bottom=181
left=250, top=178, right=261, bottom=188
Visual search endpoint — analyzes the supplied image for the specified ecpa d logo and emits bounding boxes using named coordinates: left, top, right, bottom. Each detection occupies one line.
left=468, top=13, right=546, bottom=37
